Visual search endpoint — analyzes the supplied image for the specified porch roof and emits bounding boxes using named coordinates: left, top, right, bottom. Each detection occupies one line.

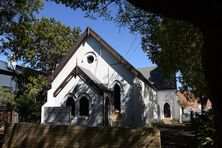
left=53, top=66, right=111, bottom=97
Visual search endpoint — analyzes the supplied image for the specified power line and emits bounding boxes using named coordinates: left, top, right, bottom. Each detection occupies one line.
left=125, top=34, right=138, bottom=57
left=127, top=41, right=140, bottom=60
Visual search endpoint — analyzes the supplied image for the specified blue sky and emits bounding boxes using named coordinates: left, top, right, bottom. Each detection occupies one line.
left=0, top=0, right=155, bottom=68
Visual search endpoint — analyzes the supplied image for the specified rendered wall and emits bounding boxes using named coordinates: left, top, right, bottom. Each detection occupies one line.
left=157, top=90, right=181, bottom=120
left=42, top=37, right=157, bottom=127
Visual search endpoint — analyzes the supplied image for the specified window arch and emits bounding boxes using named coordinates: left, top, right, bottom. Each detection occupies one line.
left=66, top=97, right=75, bottom=116
left=114, top=84, right=121, bottom=112
left=79, top=96, right=89, bottom=116
left=164, top=103, right=171, bottom=118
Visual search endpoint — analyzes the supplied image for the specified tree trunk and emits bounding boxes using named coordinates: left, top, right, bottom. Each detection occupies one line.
left=201, top=18, right=222, bottom=148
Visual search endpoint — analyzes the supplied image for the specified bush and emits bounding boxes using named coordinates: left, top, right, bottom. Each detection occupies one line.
left=146, top=120, right=165, bottom=128
left=192, top=109, right=215, bottom=147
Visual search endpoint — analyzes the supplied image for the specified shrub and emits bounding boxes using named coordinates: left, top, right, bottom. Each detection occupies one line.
left=192, top=109, right=215, bottom=147
left=146, top=120, right=165, bottom=128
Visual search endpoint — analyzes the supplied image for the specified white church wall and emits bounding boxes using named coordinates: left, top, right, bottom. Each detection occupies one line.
left=80, top=37, right=136, bottom=87
left=129, top=78, right=157, bottom=127
left=42, top=76, right=104, bottom=126
left=142, top=83, right=158, bottom=124
left=43, top=35, right=157, bottom=127
left=50, top=37, right=136, bottom=97
left=70, top=79, right=103, bottom=126
left=157, top=90, right=181, bottom=120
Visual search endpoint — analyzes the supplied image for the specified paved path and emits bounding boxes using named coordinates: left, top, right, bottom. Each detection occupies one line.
left=160, top=125, right=197, bottom=148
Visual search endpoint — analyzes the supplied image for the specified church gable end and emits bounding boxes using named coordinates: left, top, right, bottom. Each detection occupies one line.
left=49, top=27, right=155, bottom=90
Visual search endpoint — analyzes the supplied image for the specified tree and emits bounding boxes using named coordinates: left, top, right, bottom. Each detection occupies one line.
left=10, top=18, right=81, bottom=122
left=48, top=0, right=222, bottom=146
left=0, top=88, right=15, bottom=109
left=127, top=1, right=222, bottom=147
left=116, top=3, right=210, bottom=115
left=1, top=0, right=81, bottom=121
left=1, top=17, right=81, bottom=75
left=0, top=0, right=43, bottom=55
left=116, top=2, right=207, bottom=94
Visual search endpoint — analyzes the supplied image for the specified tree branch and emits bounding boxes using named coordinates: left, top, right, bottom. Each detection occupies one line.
left=127, top=0, right=211, bottom=26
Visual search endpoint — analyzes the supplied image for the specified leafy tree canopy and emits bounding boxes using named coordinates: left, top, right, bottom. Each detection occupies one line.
left=0, top=0, right=43, bottom=45
left=12, top=18, right=80, bottom=121
left=0, top=0, right=81, bottom=122
left=0, top=88, right=16, bottom=109
left=117, top=2, right=207, bottom=96
left=1, top=17, right=81, bottom=75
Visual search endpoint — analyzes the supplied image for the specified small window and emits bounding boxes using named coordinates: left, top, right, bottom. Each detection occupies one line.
left=87, top=55, right=94, bottom=64
left=79, top=96, right=89, bottom=116
left=66, top=97, right=75, bottom=116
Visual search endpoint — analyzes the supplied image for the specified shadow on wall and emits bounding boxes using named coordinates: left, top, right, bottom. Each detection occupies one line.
left=44, top=80, right=104, bottom=126
left=147, top=90, right=158, bottom=122
left=3, top=123, right=160, bottom=148
left=69, top=81, right=103, bottom=126
left=129, top=82, right=145, bottom=127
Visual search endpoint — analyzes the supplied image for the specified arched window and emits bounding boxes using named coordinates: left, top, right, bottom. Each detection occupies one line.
left=114, top=84, right=121, bottom=112
left=66, top=97, right=75, bottom=116
left=79, top=96, right=89, bottom=116
left=164, top=103, right=171, bottom=118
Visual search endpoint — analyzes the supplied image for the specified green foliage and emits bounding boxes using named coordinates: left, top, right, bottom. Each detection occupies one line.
left=0, top=0, right=43, bottom=53
left=1, top=0, right=81, bottom=122
left=116, top=2, right=208, bottom=97
left=1, top=17, right=81, bottom=75
left=15, top=95, right=41, bottom=122
left=0, top=88, right=16, bottom=109
left=49, top=0, right=208, bottom=98
left=192, top=109, right=215, bottom=147
left=11, top=19, right=81, bottom=122
left=146, top=120, right=165, bottom=128
left=50, top=0, right=121, bottom=20
left=171, top=118, right=180, bottom=125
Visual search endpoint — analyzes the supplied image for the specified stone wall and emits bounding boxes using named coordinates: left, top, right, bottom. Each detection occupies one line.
left=3, top=123, right=160, bottom=148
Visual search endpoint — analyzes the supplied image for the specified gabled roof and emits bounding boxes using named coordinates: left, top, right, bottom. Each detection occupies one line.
left=49, top=27, right=156, bottom=90
left=79, top=66, right=109, bottom=91
left=137, top=67, right=176, bottom=90
left=53, top=66, right=110, bottom=97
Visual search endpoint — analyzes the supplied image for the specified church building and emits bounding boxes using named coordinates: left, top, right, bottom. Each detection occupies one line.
left=41, top=27, right=181, bottom=127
